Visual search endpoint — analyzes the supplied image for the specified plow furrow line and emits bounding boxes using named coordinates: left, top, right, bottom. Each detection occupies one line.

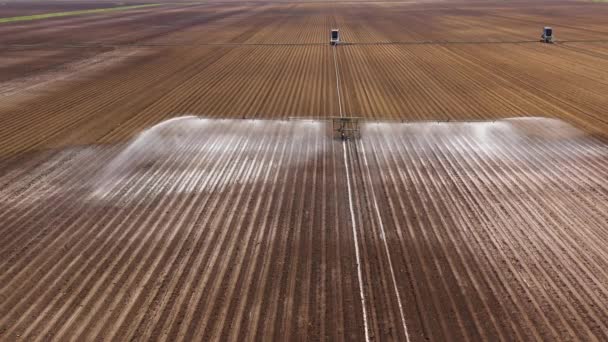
left=143, top=125, right=270, bottom=340
left=450, top=132, right=603, bottom=339
left=341, top=141, right=370, bottom=342
left=357, top=138, right=410, bottom=341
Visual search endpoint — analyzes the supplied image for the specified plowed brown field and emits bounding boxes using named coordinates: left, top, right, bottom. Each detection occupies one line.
left=2, top=0, right=608, bottom=155
left=2, top=0, right=608, bottom=341
left=1, top=118, right=607, bottom=340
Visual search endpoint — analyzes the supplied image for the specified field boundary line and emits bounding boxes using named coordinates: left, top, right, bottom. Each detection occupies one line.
left=357, top=138, right=411, bottom=342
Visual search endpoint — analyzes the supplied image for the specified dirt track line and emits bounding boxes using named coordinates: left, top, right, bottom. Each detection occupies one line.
left=398, top=135, right=480, bottom=341
left=397, top=127, right=524, bottom=340
left=363, top=130, right=431, bottom=340
left=394, top=124, right=524, bottom=339
left=376, top=130, right=457, bottom=340
left=342, top=142, right=370, bottom=342
left=357, top=138, right=410, bottom=341
left=333, top=46, right=343, bottom=117
left=334, top=40, right=370, bottom=340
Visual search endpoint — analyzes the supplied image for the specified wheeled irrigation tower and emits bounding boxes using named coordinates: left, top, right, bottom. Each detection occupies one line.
left=541, top=27, right=554, bottom=43
left=332, top=117, right=361, bottom=140
left=330, top=29, right=340, bottom=45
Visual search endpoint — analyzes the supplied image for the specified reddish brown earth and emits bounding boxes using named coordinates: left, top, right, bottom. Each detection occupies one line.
left=1, top=0, right=608, bottom=340
left=1, top=0, right=608, bottom=156
left=1, top=118, right=607, bottom=341
left=355, top=118, right=608, bottom=340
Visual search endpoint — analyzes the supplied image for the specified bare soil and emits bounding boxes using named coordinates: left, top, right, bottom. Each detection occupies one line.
left=1, top=1, right=608, bottom=340
left=1, top=118, right=607, bottom=341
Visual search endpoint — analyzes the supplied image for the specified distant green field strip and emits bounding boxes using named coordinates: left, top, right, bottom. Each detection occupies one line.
left=0, top=4, right=160, bottom=24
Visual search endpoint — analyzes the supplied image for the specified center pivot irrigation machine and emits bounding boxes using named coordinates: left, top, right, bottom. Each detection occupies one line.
left=332, top=117, right=361, bottom=140
left=330, top=29, right=340, bottom=45
left=541, top=26, right=554, bottom=43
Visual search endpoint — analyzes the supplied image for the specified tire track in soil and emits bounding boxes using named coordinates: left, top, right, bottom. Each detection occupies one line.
left=349, top=120, right=608, bottom=341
